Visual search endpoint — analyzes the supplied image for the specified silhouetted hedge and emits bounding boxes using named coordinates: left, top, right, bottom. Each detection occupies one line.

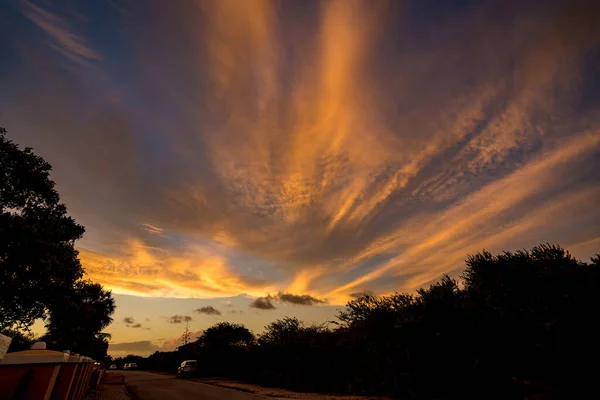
left=130, top=244, right=600, bottom=399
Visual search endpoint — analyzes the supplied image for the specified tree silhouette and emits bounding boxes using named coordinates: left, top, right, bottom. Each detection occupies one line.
left=255, top=317, right=335, bottom=391
left=176, top=322, right=255, bottom=377
left=461, top=244, right=600, bottom=398
left=132, top=244, right=599, bottom=399
left=1, top=127, right=115, bottom=359
left=198, top=322, right=254, bottom=349
left=43, top=280, right=115, bottom=359
left=1, top=127, right=85, bottom=330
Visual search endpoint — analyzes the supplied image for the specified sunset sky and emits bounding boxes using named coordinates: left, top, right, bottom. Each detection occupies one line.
left=1, top=0, right=599, bottom=356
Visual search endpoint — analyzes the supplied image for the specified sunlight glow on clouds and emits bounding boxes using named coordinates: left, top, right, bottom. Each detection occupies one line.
left=80, top=240, right=278, bottom=298
left=2, top=0, right=599, bottom=310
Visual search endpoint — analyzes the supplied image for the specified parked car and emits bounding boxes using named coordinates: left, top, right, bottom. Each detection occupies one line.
left=177, top=360, right=198, bottom=378
left=123, top=363, right=138, bottom=370
left=109, top=364, right=117, bottom=370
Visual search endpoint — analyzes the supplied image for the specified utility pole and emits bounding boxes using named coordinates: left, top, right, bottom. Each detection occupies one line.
left=183, top=320, right=190, bottom=346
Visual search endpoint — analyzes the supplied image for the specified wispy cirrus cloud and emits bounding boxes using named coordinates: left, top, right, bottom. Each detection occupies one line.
left=20, top=0, right=100, bottom=64
left=142, top=224, right=163, bottom=235
left=2, top=0, right=599, bottom=311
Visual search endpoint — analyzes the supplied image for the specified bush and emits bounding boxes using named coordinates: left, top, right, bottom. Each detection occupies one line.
left=136, top=244, right=600, bottom=399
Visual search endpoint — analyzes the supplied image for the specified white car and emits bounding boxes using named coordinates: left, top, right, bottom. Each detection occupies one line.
left=123, top=363, right=138, bottom=370
left=109, top=364, right=117, bottom=370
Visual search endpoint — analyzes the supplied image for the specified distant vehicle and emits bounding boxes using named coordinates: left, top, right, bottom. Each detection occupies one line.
left=123, top=363, right=138, bottom=370
left=109, top=364, right=117, bottom=370
left=177, top=360, right=198, bottom=378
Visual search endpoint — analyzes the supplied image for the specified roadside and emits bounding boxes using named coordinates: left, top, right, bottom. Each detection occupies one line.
left=116, top=370, right=391, bottom=400
left=190, top=377, right=392, bottom=400
left=146, top=371, right=389, bottom=399
left=125, top=370, right=281, bottom=400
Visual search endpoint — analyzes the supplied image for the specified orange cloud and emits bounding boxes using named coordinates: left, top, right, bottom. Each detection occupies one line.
left=81, top=239, right=277, bottom=298
left=5, top=0, right=600, bottom=308
left=88, top=1, right=600, bottom=305
left=327, top=131, right=600, bottom=301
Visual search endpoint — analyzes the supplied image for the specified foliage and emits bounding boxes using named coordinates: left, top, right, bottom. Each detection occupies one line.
left=1, top=127, right=85, bottom=330
left=174, top=322, right=255, bottom=377
left=198, top=322, right=254, bottom=349
left=0, top=328, right=38, bottom=352
left=253, top=317, right=337, bottom=391
left=43, top=280, right=115, bottom=360
left=134, top=244, right=599, bottom=399
left=0, top=128, right=115, bottom=359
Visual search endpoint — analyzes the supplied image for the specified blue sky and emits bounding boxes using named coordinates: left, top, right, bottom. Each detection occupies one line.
left=1, top=0, right=599, bottom=355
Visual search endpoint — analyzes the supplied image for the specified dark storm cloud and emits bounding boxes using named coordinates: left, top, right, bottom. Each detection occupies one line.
left=195, top=306, right=221, bottom=316
left=249, top=297, right=276, bottom=310
left=248, top=292, right=326, bottom=308
left=277, top=292, right=326, bottom=306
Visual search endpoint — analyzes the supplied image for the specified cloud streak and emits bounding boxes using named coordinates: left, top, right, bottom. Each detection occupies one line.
left=20, top=0, right=100, bottom=64
left=79, top=240, right=276, bottom=298
left=2, top=0, right=599, bottom=309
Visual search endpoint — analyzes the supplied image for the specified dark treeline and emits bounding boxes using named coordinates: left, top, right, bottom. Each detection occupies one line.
left=118, top=244, right=600, bottom=399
